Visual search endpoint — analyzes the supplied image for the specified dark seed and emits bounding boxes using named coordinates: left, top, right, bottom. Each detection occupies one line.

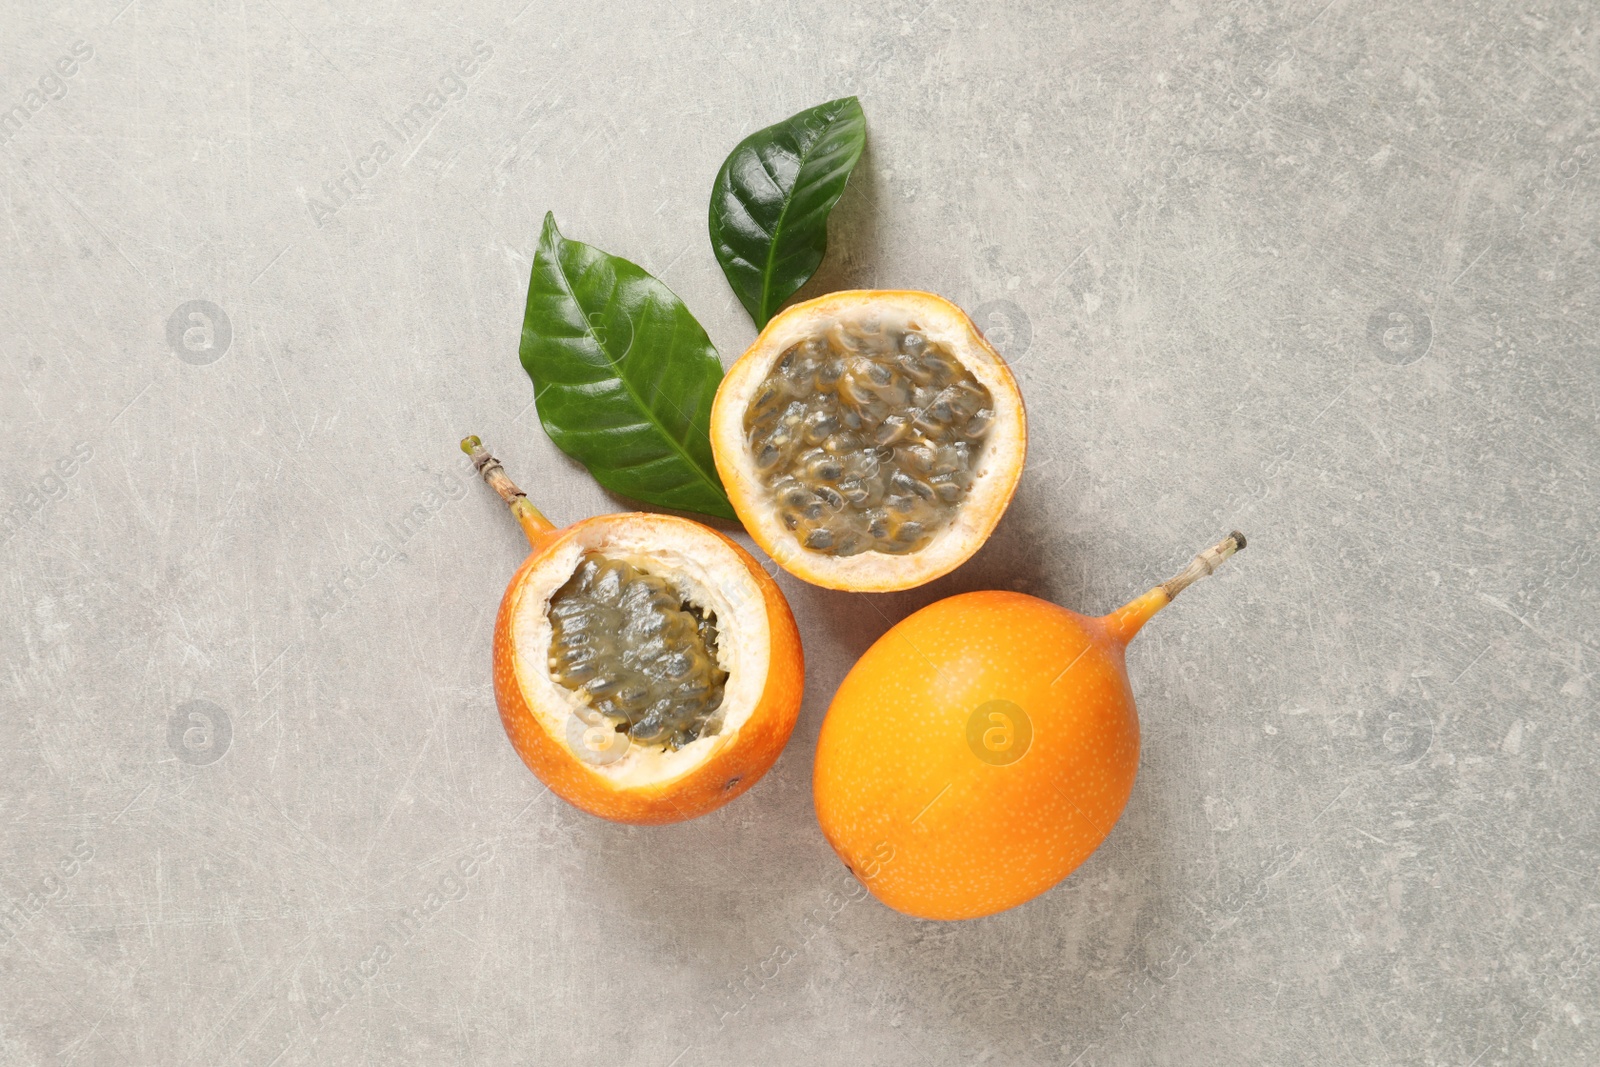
left=804, top=528, right=834, bottom=550
left=781, top=485, right=815, bottom=509
left=803, top=410, right=840, bottom=444
left=874, top=416, right=911, bottom=447
left=834, top=533, right=867, bottom=556
left=964, top=409, right=995, bottom=437
left=839, top=479, right=869, bottom=507
left=630, top=717, right=668, bottom=744
left=931, top=475, right=965, bottom=503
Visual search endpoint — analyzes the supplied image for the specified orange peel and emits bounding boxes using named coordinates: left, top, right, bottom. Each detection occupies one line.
left=814, top=533, right=1247, bottom=919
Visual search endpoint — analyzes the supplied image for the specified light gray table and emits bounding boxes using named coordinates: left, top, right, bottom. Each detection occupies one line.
left=2, top=2, right=1596, bottom=1064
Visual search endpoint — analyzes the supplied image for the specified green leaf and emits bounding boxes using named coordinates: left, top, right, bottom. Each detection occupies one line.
left=709, top=96, right=867, bottom=328
left=520, top=213, right=735, bottom=520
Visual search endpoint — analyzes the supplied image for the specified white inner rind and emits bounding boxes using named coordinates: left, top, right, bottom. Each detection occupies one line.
left=715, top=293, right=1026, bottom=590
left=510, top=518, right=770, bottom=788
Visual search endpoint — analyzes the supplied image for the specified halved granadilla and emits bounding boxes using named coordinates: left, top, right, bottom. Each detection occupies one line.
left=710, top=290, right=1027, bottom=591
left=463, top=437, right=804, bottom=824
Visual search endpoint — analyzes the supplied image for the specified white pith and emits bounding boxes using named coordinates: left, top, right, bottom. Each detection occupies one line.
left=510, top=517, right=770, bottom=788
left=712, top=291, right=1027, bottom=591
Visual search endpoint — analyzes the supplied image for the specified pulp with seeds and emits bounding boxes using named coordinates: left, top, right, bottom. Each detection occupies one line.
left=546, top=552, right=728, bottom=749
left=742, top=319, right=995, bottom=556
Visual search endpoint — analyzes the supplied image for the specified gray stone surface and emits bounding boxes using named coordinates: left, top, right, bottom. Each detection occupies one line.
left=2, top=1, right=1596, bottom=1063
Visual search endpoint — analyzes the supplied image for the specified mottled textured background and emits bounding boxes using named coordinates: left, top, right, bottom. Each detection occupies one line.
left=2, top=1, right=1596, bottom=1064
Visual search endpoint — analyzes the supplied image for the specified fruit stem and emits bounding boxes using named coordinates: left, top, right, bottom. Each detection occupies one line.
left=460, top=435, right=557, bottom=548
left=1102, top=531, right=1247, bottom=645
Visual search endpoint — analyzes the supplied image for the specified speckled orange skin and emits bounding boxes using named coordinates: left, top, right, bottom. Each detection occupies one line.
left=813, top=590, right=1146, bottom=920
left=493, top=515, right=805, bottom=824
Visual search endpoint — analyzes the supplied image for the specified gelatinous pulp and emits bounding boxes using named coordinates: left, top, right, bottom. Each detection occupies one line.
left=743, top=320, right=994, bottom=556
left=546, top=553, right=728, bottom=749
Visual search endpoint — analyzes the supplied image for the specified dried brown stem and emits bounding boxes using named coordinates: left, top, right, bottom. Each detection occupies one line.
left=460, top=435, right=556, bottom=547
left=1160, top=531, right=1247, bottom=601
